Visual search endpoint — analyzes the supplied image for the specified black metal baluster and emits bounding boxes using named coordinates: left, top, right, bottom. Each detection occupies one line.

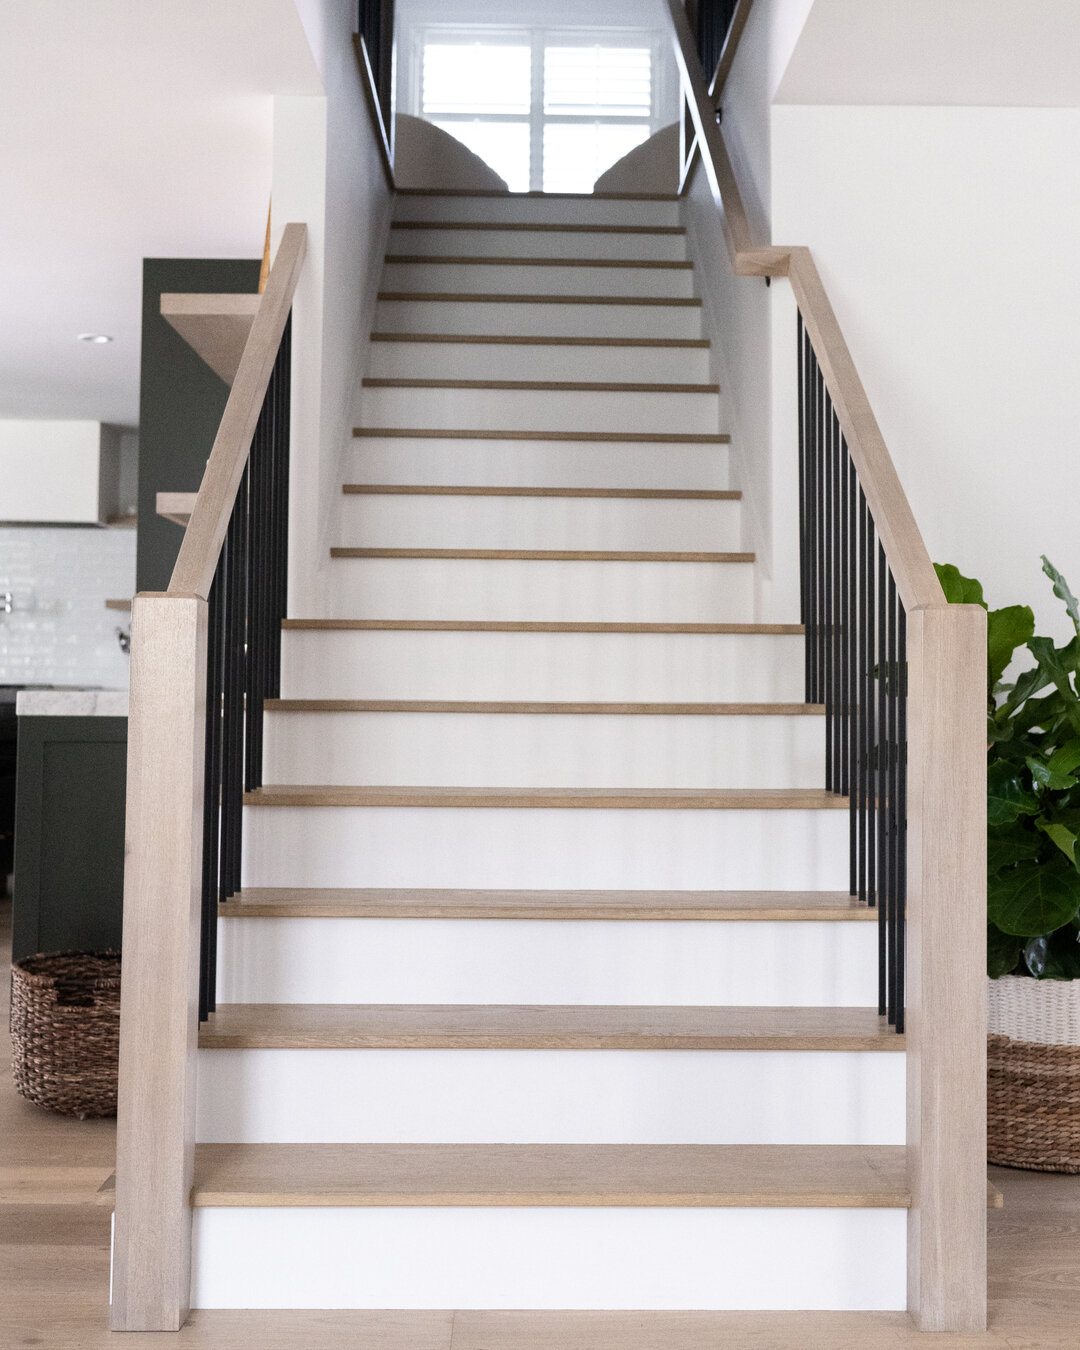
left=798, top=316, right=807, bottom=639
left=896, top=602, right=908, bottom=1032
left=886, top=569, right=899, bottom=1026
left=877, top=540, right=890, bottom=1018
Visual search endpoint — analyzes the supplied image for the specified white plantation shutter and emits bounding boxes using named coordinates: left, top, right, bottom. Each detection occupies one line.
left=543, top=46, right=652, bottom=118
left=421, top=43, right=531, bottom=117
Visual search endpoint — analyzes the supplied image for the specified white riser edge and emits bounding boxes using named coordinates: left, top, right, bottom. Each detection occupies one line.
left=241, top=807, right=850, bottom=890
left=325, top=558, right=755, bottom=623
left=347, top=439, right=730, bottom=491
left=262, top=712, right=823, bottom=789
left=191, top=1207, right=907, bottom=1310
left=216, top=918, right=874, bottom=1006
left=280, top=632, right=805, bottom=702
left=196, top=1049, right=904, bottom=1146
left=391, top=196, right=681, bottom=226
left=366, top=340, right=710, bottom=384
left=387, top=227, right=688, bottom=261
left=337, top=496, right=741, bottom=553
left=381, top=262, right=696, bottom=299
left=373, top=299, right=703, bottom=340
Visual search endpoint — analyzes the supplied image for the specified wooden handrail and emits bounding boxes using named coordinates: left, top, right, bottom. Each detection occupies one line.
left=664, top=0, right=945, bottom=613
left=169, top=222, right=307, bottom=600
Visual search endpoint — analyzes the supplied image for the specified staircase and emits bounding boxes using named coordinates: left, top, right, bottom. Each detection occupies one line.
left=187, top=190, right=910, bottom=1311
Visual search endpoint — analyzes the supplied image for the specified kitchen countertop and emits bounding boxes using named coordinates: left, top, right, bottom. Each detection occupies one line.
left=16, top=689, right=129, bottom=717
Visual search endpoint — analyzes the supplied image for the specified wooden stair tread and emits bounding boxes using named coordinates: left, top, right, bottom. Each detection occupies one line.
left=361, top=377, right=719, bottom=394
left=394, top=188, right=681, bottom=200
left=388, top=221, right=688, bottom=233
left=219, top=887, right=874, bottom=921
left=264, top=700, right=823, bottom=716
left=190, top=1143, right=910, bottom=1208
left=377, top=293, right=702, bottom=307
left=370, top=333, right=710, bottom=347
left=352, top=428, right=731, bottom=443
left=242, top=786, right=848, bottom=810
left=198, top=1004, right=901, bottom=1051
left=384, top=254, right=694, bottom=270
left=282, top=620, right=804, bottom=634
left=329, top=548, right=755, bottom=562
left=342, top=485, right=740, bottom=499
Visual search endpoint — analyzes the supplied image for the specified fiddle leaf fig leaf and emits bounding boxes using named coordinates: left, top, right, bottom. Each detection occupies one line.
left=1043, top=556, right=1080, bottom=636
left=987, top=605, right=1035, bottom=690
left=1047, top=744, right=1080, bottom=777
left=988, top=855, right=1080, bottom=937
left=987, top=759, right=1041, bottom=827
left=987, top=924, right=1023, bottom=979
left=1028, top=636, right=1080, bottom=736
left=1027, top=756, right=1078, bottom=791
left=934, top=562, right=986, bottom=609
left=988, top=828, right=1043, bottom=873
left=1036, top=816, right=1077, bottom=864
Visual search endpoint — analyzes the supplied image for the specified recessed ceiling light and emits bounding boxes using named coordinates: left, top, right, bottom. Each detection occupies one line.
left=77, top=333, right=113, bottom=344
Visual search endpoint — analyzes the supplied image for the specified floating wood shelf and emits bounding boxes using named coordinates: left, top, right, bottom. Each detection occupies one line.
left=159, top=292, right=261, bottom=386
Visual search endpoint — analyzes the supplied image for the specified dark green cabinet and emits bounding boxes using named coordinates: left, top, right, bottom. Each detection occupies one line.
left=12, top=717, right=127, bottom=963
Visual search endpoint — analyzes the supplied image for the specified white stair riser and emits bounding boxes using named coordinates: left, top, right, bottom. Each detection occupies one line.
left=197, top=1049, right=903, bottom=1145
left=280, top=632, right=806, bottom=702
left=374, top=299, right=703, bottom=340
left=326, top=558, right=754, bottom=623
left=262, top=712, right=823, bottom=789
left=191, top=1207, right=907, bottom=1310
left=392, top=196, right=681, bottom=226
left=216, top=918, right=874, bottom=1006
left=366, top=340, right=711, bottom=383
left=358, top=387, right=719, bottom=436
left=242, top=808, right=850, bottom=890
left=338, top=494, right=741, bottom=551
left=348, top=438, right=729, bottom=490
left=381, top=261, right=695, bottom=299
left=387, top=226, right=689, bottom=261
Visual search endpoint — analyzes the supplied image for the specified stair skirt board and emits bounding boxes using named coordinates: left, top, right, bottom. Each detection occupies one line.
left=189, top=1207, right=907, bottom=1310
left=373, top=299, right=703, bottom=339
left=366, top=338, right=711, bottom=383
left=261, top=710, right=823, bottom=790
left=279, top=631, right=806, bottom=702
left=241, top=807, right=850, bottom=890
left=346, top=438, right=730, bottom=491
left=215, top=918, right=876, bottom=1006
left=324, top=557, right=755, bottom=623
left=195, top=1049, right=904, bottom=1145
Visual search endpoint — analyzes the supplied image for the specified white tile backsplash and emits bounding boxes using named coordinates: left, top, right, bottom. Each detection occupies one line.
left=0, top=526, right=136, bottom=689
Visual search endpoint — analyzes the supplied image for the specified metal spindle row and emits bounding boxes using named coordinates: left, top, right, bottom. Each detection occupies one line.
left=199, top=316, right=292, bottom=1022
left=797, top=314, right=907, bottom=1030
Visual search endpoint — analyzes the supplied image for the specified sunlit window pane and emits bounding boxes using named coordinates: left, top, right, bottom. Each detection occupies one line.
left=543, top=122, right=650, bottom=194
left=431, top=120, right=531, bottom=193
left=544, top=46, right=652, bottom=117
left=422, top=44, right=531, bottom=116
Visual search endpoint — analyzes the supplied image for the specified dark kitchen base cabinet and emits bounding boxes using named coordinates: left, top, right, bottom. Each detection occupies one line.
left=12, top=716, right=127, bottom=963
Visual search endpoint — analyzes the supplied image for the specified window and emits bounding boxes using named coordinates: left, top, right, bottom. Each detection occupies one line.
left=412, top=28, right=663, bottom=194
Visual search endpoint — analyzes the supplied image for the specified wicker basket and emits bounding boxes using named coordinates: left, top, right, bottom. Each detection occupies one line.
left=10, top=951, right=121, bottom=1118
left=987, top=974, right=1080, bottom=1173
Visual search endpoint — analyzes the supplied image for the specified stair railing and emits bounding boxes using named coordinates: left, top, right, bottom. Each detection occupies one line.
left=665, top=0, right=987, bottom=1333
left=109, top=223, right=307, bottom=1332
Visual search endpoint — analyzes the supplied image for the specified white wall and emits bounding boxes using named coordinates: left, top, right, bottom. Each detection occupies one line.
left=275, top=0, right=395, bottom=616
left=770, top=104, right=1080, bottom=635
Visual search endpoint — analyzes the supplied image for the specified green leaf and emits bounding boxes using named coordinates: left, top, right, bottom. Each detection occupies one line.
left=987, top=605, right=1035, bottom=689
left=934, top=562, right=987, bottom=609
left=987, top=854, right=1080, bottom=937
left=1036, top=815, right=1078, bottom=863
left=1043, top=556, right=1080, bottom=636
left=988, top=828, right=1044, bottom=873
left=1002, top=664, right=1053, bottom=716
left=987, top=924, right=1023, bottom=978
left=1047, top=744, right=1080, bottom=777
left=987, top=759, right=1041, bottom=827
left=1027, top=756, right=1078, bottom=791
left=1028, top=636, right=1080, bottom=736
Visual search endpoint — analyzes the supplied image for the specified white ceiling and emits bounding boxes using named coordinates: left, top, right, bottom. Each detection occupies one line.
left=0, top=1, right=323, bottom=426
left=775, top=0, right=1080, bottom=107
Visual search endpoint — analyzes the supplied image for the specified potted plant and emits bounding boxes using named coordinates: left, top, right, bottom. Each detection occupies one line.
left=937, top=556, right=1080, bottom=1171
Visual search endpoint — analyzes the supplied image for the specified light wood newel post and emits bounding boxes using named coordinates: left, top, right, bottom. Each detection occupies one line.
left=111, top=593, right=207, bottom=1331
left=906, top=603, right=988, bottom=1332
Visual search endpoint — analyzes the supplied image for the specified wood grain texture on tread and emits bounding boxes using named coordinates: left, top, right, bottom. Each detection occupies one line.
left=329, top=548, right=755, bottom=563
left=264, top=700, right=823, bottom=716
left=353, top=428, right=731, bottom=443
left=190, top=1142, right=911, bottom=1208
left=384, top=255, right=694, bottom=270
left=199, top=1003, right=903, bottom=1052
left=218, top=887, right=875, bottom=922
left=360, top=378, right=719, bottom=394
left=242, top=785, right=848, bottom=810
left=376, top=292, right=703, bottom=307
left=370, top=333, right=710, bottom=347
left=281, top=620, right=803, bottom=634
left=341, top=485, right=740, bottom=499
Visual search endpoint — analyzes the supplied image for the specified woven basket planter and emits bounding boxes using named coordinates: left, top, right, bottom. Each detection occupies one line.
left=10, top=951, right=121, bottom=1118
left=987, top=974, right=1080, bottom=1173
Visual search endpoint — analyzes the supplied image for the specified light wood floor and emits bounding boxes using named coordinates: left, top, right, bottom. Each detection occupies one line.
left=2, top=899, right=1078, bottom=1348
